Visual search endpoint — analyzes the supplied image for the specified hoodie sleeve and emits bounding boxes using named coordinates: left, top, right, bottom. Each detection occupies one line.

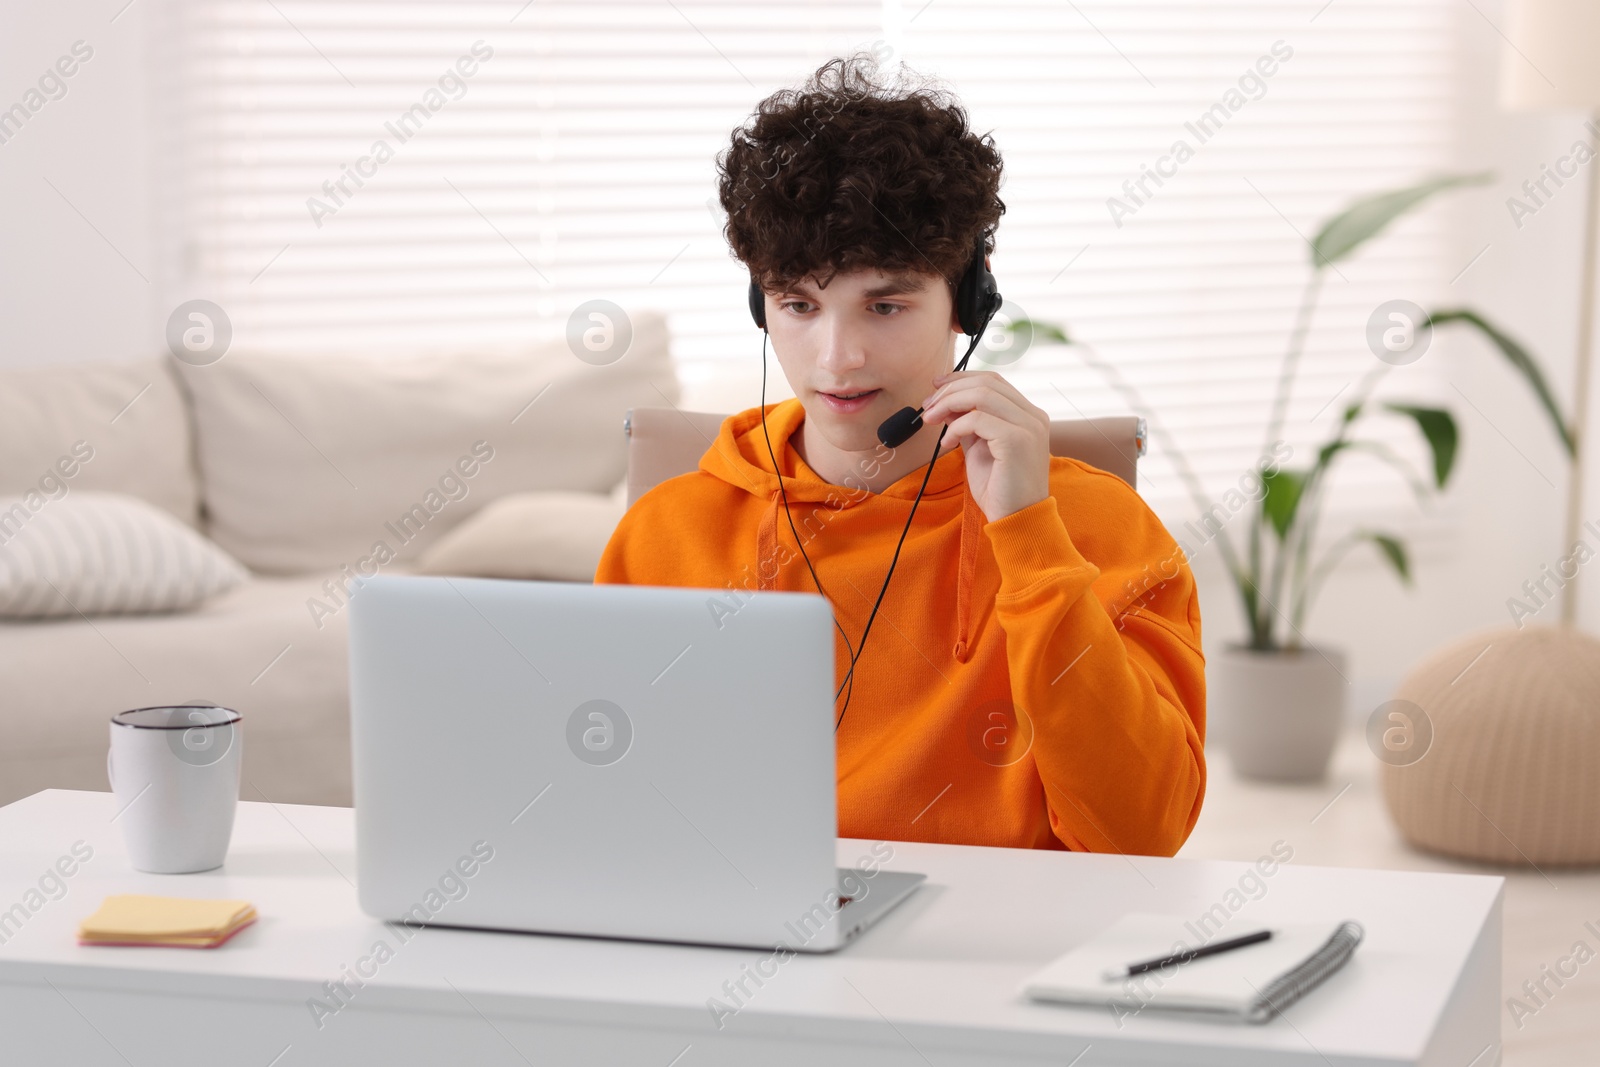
left=595, top=495, right=649, bottom=588
left=593, top=507, right=636, bottom=585
left=981, top=483, right=1206, bottom=857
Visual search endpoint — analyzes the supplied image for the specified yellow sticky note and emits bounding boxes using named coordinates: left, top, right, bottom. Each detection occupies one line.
left=78, top=894, right=257, bottom=947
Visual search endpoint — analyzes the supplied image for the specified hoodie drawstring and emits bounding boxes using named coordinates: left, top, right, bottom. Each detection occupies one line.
left=953, top=487, right=982, bottom=663
left=757, top=491, right=782, bottom=592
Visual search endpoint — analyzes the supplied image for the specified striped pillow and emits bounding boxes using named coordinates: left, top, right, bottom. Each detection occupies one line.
left=0, top=492, right=247, bottom=618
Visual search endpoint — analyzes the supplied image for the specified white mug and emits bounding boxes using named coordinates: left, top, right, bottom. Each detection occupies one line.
left=107, top=705, right=243, bottom=874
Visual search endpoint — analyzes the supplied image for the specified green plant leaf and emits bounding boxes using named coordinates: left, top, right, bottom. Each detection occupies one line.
left=1363, top=530, right=1412, bottom=586
left=1381, top=404, right=1458, bottom=488
left=1310, top=172, right=1493, bottom=267
left=1261, top=468, right=1307, bottom=540
left=1319, top=439, right=1432, bottom=502
left=1426, top=308, right=1575, bottom=459
left=1008, top=318, right=1070, bottom=345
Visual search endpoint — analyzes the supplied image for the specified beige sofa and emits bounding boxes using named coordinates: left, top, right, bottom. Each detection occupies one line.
left=0, top=313, right=678, bottom=808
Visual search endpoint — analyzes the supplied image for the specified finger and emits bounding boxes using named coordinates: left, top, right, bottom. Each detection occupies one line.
left=936, top=424, right=988, bottom=461
left=934, top=369, right=1017, bottom=394
left=923, top=375, right=1006, bottom=416
left=926, top=373, right=1047, bottom=427
left=959, top=372, right=1048, bottom=425
left=943, top=408, right=1034, bottom=450
left=927, top=369, right=1000, bottom=397
left=936, top=429, right=981, bottom=459
left=926, top=384, right=1041, bottom=430
left=924, top=370, right=992, bottom=407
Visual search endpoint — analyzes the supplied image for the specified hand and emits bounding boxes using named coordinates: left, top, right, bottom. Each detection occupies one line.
left=919, top=370, right=1051, bottom=522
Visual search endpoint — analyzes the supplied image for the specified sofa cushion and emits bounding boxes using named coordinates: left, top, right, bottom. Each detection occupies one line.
left=412, top=485, right=627, bottom=582
left=172, top=310, right=677, bottom=575
left=0, top=491, right=247, bottom=618
left=0, top=566, right=379, bottom=809
left=0, top=357, right=201, bottom=528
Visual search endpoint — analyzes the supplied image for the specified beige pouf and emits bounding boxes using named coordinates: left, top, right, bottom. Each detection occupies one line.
left=1381, top=624, right=1600, bottom=867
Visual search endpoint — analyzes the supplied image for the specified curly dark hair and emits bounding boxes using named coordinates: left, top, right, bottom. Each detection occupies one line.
left=715, top=51, right=1006, bottom=301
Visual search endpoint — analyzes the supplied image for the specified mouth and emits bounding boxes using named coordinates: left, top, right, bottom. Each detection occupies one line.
left=817, top=388, right=881, bottom=413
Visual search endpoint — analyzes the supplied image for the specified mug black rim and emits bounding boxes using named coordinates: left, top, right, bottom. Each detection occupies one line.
left=110, top=705, right=243, bottom=729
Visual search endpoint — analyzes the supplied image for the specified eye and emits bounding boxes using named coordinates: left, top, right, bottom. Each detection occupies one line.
left=871, top=302, right=904, bottom=316
left=779, top=300, right=813, bottom=315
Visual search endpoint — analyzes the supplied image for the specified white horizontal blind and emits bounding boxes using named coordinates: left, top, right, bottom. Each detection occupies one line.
left=879, top=0, right=1466, bottom=566
left=158, top=0, right=1467, bottom=563
left=155, top=0, right=882, bottom=350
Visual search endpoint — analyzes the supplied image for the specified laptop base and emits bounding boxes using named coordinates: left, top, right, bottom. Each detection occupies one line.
left=788, top=868, right=925, bottom=953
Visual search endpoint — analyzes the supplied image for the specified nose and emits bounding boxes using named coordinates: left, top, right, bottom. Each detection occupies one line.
left=816, top=309, right=868, bottom=375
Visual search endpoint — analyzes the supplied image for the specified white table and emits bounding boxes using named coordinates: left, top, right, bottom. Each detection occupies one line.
left=0, top=789, right=1502, bottom=1066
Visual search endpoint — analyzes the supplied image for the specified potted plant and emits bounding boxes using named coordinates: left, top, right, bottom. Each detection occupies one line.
left=1010, top=173, right=1574, bottom=781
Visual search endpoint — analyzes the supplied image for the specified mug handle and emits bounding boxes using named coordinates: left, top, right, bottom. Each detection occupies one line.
left=106, top=747, right=115, bottom=791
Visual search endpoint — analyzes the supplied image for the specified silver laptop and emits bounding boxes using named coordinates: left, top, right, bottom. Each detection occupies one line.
left=348, top=574, right=924, bottom=952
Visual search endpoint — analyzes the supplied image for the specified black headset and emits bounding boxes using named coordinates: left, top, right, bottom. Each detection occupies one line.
left=751, top=237, right=1002, bottom=732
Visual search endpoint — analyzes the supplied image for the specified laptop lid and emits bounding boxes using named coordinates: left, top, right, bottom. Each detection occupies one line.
left=349, top=574, right=843, bottom=949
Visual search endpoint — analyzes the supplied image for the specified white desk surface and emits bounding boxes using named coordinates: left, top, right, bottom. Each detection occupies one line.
left=0, top=789, right=1503, bottom=1067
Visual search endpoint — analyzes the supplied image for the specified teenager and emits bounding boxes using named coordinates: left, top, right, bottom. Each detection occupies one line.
left=596, top=54, right=1205, bottom=856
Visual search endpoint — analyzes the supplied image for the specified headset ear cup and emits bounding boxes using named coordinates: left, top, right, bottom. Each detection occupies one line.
left=955, top=251, right=978, bottom=337
left=748, top=279, right=766, bottom=330
left=955, top=237, right=998, bottom=337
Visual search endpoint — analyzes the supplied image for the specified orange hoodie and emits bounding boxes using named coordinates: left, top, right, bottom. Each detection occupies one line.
left=594, top=398, right=1206, bottom=856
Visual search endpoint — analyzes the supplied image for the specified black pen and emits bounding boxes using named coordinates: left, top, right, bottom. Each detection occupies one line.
left=1101, top=928, right=1273, bottom=982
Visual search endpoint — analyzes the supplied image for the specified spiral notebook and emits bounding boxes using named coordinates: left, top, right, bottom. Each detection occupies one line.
left=1021, top=914, right=1363, bottom=1025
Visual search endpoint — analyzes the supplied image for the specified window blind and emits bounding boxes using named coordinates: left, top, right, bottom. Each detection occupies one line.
left=155, top=0, right=1469, bottom=559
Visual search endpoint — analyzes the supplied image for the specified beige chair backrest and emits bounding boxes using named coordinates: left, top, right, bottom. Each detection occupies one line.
left=622, top=407, right=1146, bottom=507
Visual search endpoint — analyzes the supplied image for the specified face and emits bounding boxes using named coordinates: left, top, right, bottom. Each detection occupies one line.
left=763, top=267, right=959, bottom=451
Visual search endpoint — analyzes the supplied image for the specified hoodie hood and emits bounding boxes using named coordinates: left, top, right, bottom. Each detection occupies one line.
left=699, top=398, right=985, bottom=661
left=700, top=398, right=970, bottom=503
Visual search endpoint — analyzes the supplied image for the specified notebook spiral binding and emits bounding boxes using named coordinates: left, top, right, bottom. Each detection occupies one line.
left=1245, top=920, right=1365, bottom=1024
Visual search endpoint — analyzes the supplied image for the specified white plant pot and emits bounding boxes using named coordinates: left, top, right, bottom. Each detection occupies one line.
left=1210, top=642, right=1348, bottom=782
